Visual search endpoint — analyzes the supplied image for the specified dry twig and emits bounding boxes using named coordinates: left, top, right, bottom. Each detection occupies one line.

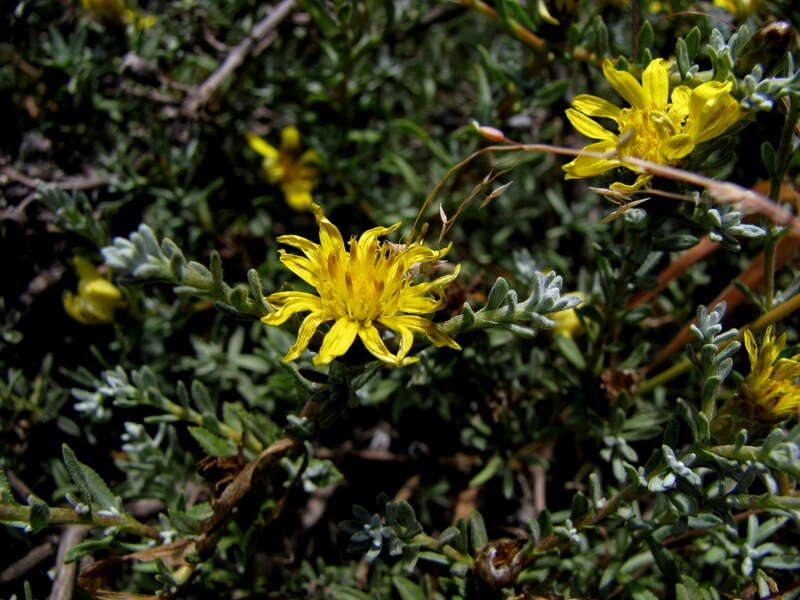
left=183, top=0, right=296, bottom=116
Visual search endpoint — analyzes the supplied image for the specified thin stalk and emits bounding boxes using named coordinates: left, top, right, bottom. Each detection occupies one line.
left=0, top=504, right=161, bottom=540
left=764, top=96, right=800, bottom=310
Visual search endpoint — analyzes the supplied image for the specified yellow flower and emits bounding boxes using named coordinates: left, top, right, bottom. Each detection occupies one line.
left=81, top=0, right=156, bottom=28
left=739, top=326, right=800, bottom=423
left=63, top=257, right=125, bottom=325
left=550, top=292, right=586, bottom=339
left=261, top=204, right=461, bottom=366
left=713, top=0, right=758, bottom=18
left=246, top=127, right=320, bottom=212
left=563, top=59, right=743, bottom=191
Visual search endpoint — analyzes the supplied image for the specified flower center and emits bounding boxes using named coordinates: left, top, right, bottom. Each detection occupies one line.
left=616, top=107, right=683, bottom=163
left=316, top=240, right=407, bottom=323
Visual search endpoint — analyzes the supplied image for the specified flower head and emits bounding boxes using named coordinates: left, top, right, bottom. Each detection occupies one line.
left=713, top=0, right=758, bottom=18
left=63, top=257, right=125, bottom=325
left=261, top=204, right=461, bottom=366
left=563, top=59, right=743, bottom=190
left=82, top=0, right=156, bottom=28
left=739, top=326, right=800, bottom=423
left=246, top=127, right=320, bottom=211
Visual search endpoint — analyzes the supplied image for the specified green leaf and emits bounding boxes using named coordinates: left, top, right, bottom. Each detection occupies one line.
left=391, top=119, right=452, bottom=165
left=646, top=536, right=680, bottom=583
left=468, top=510, right=488, bottom=552
left=761, top=555, right=800, bottom=569
left=64, top=535, right=115, bottom=563
left=570, top=491, right=591, bottom=521
left=554, top=334, right=586, bottom=370
left=62, top=443, right=92, bottom=507
left=329, top=585, right=372, bottom=600
left=637, top=21, right=654, bottom=58
left=0, top=470, right=17, bottom=504
left=188, top=427, right=237, bottom=456
left=393, top=575, right=425, bottom=600
left=676, top=39, right=691, bottom=79
left=438, top=527, right=460, bottom=546
left=469, top=455, right=503, bottom=487
left=27, top=496, right=50, bottom=533
left=62, top=444, right=118, bottom=513
left=191, top=380, right=215, bottom=416
left=685, top=26, right=701, bottom=60
left=485, top=277, right=510, bottom=310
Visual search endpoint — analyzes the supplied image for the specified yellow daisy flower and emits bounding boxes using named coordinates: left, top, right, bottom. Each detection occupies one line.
left=563, top=58, right=742, bottom=191
left=82, top=0, right=156, bottom=28
left=246, top=126, right=320, bottom=212
left=739, top=326, right=800, bottom=423
left=63, top=257, right=125, bottom=325
left=261, top=204, right=461, bottom=366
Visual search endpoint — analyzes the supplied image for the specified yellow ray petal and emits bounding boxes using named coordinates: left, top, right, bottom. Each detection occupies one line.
left=283, top=311, right=329, bottom=362
left=609, top=173, right=652, bottom=192
left=281, top=126, right=301, bottom=153
left=278, top=251, right=320, bottom=287
left=571, top=94, right=622, bottom=120
left=281, top=182, right=314, bottom=212
left=314, top=318, right=359, bottom=365
left=357, top=324, right=407, bottom=365
left=311, top=203, right=345, bottom=252
left=275, top=234, right=319, bottom=258
left=396, top=295, right=444, bottom=315
left=410, top=265, right=461, bottom=297
left=602, top=59, right=646, bottom=110
left=642, top=59, right=669, bottom=108
left=356, top=223, right=402, bottom=262
left=392, top=314, right=461, bottom=350
left=661, top=134, right=695, bottom=160
left=563, top=140, right=619, bottom=178
left=688, top=81, right=733, bottom=119
left=379, top=317, right=415, bottom=361
left=262, top=292, right=323, bottom=326
left=299, top=149, right=321, bottom=166
left=565, top=109, right=615, bottom=141
left=669, top=86, right=690, bottom=119
left=84, top=278, right=123, bottom=302
left=245, top=132, right=280, bottom=160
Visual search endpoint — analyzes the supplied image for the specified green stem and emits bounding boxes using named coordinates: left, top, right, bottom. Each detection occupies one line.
left=709, top=445, right=800, bottom=478
left=157, top=395, right=264, bottom=454
left=533, top=481, right=640, bottom=554
left=411, top=533, right=475, bottom=567
left=0, top=503, right=161, bottom=540
left=764, top=96, right=800, bottom=310
left=763, top=228, right=778, bottom=310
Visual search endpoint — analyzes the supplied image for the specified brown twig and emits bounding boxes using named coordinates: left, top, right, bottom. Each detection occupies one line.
left=49, top=525, right=90, bottom=600
left=6, top=470, right=34, bottom=502
left=0, top=538, right=56, bottom=582
left=1, top=167, right=106, bottom=191
left=183, top=0, right=297, bottom=116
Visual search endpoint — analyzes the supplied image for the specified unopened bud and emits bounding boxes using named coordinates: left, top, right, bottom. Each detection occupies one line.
left=471, top=120, right=507, bottom=143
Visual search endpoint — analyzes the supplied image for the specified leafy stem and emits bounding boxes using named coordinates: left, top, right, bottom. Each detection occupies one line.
left=0, top=502, right=161, bottom=540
